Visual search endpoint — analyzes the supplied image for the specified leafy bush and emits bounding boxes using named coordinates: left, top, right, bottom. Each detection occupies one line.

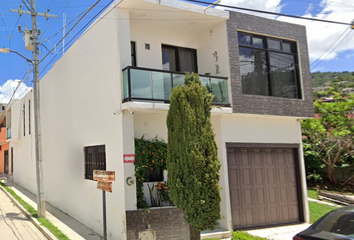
left=134, top=136, right=167, bottom=208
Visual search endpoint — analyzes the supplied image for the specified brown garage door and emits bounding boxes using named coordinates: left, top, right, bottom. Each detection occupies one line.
left=227, top=145, right=302, bottom=229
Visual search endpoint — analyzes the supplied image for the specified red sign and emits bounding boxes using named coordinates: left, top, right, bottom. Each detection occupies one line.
left=124, top=154, right=135, bottom=163
left=97, top=181, right=112, bottom=193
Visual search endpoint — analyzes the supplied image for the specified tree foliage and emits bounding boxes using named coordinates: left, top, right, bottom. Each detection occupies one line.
left=166, top=73, right=221, bottom=232
left=302, top=90, right=354, bottom=183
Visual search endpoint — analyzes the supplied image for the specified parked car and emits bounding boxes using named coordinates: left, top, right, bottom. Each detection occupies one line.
left=294, top=206, right=354, bottom=240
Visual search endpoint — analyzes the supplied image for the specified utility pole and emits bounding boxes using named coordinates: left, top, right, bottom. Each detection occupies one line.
left=10, top=1, right=56, bottom=218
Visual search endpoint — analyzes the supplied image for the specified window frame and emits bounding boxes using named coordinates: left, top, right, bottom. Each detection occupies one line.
left=28, top=100, right=31, bottom=135
left=84, top=145, right=106, bottom=180
left=143, top=169, right=164, bottom=182
left=23, top=103, right=25, bottom=136
left=161, top=44, right=198, bottom=73
left=238, top=32, right=302, bottom=99
left=131, top=41, right=137, bottom=67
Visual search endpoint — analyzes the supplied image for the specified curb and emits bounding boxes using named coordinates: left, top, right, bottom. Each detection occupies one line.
left=0, top=183, right=59, bottom=240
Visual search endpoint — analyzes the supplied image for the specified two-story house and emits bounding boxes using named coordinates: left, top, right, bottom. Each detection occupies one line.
left=6, top=0, right=313, bottom=239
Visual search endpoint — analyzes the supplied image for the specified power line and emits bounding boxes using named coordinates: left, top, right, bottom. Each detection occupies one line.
left=311, top=27, right=350, bottom=66
left=41, top=7, right=90, bottom=44
left=39, top=0, right=104, bottom=65
left=311, top=30, right=353, bottom=70
left=184, top=0, right=353, bottom=26
left=40, top=0, right=71, bottom=41
left=39, top=0, right=117, bottom=76
left=0, top=12, right=10, bottom=35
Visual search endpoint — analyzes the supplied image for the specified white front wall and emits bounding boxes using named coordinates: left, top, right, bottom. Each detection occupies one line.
left=8, top=0, right=309, bottom=239
left=10, top=6, right=128, bottom=240
left=130, top=20, right=229, bottom=78
left=131, top=111, right=308, bottom=231
left=8, top=94, right=37, bottom=193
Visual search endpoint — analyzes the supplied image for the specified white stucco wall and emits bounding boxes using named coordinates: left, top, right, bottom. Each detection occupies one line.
left=133, top=111, right=307, bottom=231
left=10, top=6, right=128, bottom=240
left=8, top=93, right=37, bottom=194
left=213, top=114, right=308, bottom=230
left=130, top=20, right=229, bottom=78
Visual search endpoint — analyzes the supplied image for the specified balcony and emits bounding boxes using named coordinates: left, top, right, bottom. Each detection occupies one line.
left=122, top=66, right=230, bottom=106
left=6, top=127, right=11, bottom=139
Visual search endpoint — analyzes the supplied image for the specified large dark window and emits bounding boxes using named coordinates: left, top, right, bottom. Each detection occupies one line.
left=84, top=145, right=106, bottom=180
left=162, top=45, right=197, bottom=73
left=238, top=32, right=301, bottom=99
left=143, top=169, right=163, bottom=182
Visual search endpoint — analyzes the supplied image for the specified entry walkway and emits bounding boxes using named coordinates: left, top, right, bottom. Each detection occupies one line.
left=0, top=180, right=102, bottom=240
left=247, top=223, right=311, bottom=240
left=0, top=185, right=48, bottom=240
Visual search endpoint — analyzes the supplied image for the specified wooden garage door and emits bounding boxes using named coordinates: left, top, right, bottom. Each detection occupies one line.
left=227, top=146, right=301, bottom=229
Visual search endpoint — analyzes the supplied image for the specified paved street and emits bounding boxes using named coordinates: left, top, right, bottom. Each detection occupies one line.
left=0, top=188, right=48, bottom=240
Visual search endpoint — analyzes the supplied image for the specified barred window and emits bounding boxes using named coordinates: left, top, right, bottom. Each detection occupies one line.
left=84, top=145, right=106, bottom=180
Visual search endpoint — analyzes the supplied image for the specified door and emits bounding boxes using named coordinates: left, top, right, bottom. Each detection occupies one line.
left=11, top=147, right=13, bottom=174
left=227, top=145, right=302, bottom=229
left=4, top=150, right=8, bottom=174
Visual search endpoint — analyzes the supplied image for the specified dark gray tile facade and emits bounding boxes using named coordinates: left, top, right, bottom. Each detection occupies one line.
left=226, top=11, right=314, bottom=117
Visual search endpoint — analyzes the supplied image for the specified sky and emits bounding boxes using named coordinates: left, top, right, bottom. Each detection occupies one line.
left=0, top=0, right=353, bottom=103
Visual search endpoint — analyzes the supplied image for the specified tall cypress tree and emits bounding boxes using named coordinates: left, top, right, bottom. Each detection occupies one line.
left=167, top=73, right=221, bottom=235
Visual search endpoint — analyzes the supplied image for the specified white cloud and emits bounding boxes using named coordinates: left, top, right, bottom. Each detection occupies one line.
left=218, top=0, right=354, bottom=69
left=218, top=0, right=283, bottom=18
left=0, top=80, right=32, bottom=103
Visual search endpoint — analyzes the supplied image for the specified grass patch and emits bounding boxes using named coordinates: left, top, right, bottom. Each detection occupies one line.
left=205, top=231, right=269, bottom=240
left=232, top=231, right=269, bottom=240
left=308, top=201, right=337, bottom=223
left=0, top=181, right=70, bottom=240
left=307, top=189, right=318, bottom=199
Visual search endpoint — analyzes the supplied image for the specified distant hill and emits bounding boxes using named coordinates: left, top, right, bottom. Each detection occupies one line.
left=311, top=71, right=354, bottom=94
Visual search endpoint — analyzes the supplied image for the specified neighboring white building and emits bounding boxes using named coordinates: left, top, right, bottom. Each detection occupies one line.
left=7, top=0, right=314, bottom=239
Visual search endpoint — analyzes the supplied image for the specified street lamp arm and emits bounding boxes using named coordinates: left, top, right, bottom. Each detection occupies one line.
left=9, top=50, right=33, bottom=64
left=0, top=47, right=33, bottom=64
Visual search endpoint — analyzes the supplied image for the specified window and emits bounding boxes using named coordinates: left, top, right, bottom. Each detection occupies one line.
left=28, top=100, right=31, bottom=135
left=238, top=32, right=301, bottom=99
left=162, top=45, right=197, bottom=73
left=1, top=106, right=4, bottom=111
left=144, top=169, right=163, bottom=182
left=84, top=145, right=106, bottom=180
left=131, top=41, right=137, bottom=67
left=23, top=104, right=25, bottom=136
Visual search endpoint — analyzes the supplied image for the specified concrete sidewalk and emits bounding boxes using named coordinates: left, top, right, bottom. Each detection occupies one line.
left=0, top=184, right=48, bottom=240
left=0, top=179, right=102, bottom=240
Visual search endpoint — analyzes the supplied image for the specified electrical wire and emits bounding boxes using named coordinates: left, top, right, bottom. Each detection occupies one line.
left=39, top=0, right=104, bottom=64
left=39, top=0, right=118, bottom=76
left=0, top=12, right=10, bottom=36
left=39, top=0, right=70, bottom=41
left=40, top=6, right=90, bottom=44
left=184, top=0, right=353, bottom=26
left=311, top=29, right=353, bottom=70
left=311, top=27, right=351, bottom=66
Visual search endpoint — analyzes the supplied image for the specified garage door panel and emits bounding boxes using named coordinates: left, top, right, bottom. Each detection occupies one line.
left=255, top=188, right=266, bottom=205
left=227, top=146, right=301, bottom=229
left=241, top=169, right=251, bottom=185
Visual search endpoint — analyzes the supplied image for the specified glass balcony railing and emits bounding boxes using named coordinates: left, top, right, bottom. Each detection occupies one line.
left=122, top=66, right=230, bottom=106
left=6, top=127, right=11, bottom=139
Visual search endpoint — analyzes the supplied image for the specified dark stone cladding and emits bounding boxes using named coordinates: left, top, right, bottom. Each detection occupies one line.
left=226, top=11, right=314, bottom=117
left=126, top=207, right=190, bottom=240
